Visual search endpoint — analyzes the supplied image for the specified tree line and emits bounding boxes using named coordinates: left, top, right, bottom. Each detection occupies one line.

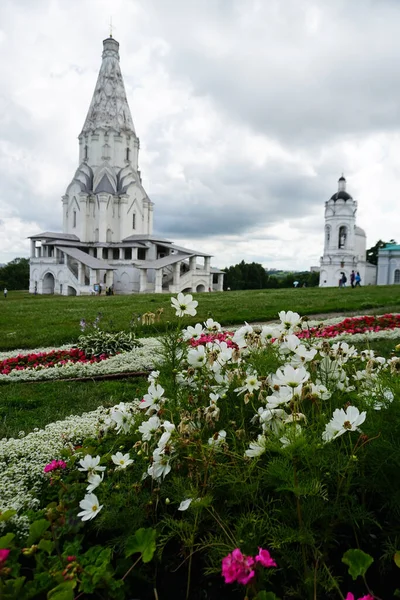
left=0, top=258, right=30, bottom=290
left=222, top=261, right=320, bottom=290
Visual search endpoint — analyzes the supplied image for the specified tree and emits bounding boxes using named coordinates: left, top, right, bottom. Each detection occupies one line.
left=0, top=258, right=30, bottom=290
left=223, top=261, right=270, bottom=290
left=366, top=239, right=396, bottom=265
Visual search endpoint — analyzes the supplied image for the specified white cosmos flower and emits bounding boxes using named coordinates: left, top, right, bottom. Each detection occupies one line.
left=138, top=415, right=161, bottom=441
left=111, top=452, right=134, bottom=469
left=260, top=325, right=282, bottom=344
left=322, top=406, right=366, bottom=442
left=86, top=472, right=104, bottom=493
left=111, top=409, right=134, bottom=433
left=258, top=407, right=286, bottom=435
left=182, top=323, right=204, bottom=341
left=245, top=434, right=267, bottom=458
left=204, top=318, right=222, bottom=332
left=78, top=455, right=106, bottom=474
left=235, top=372, right=261, bottom=395
left=77, top=493, right=103, bottom=521
left=188, top=345, right=207, bottom=368
left=280, top=334, right=301, bottom=354
left=148, top=448, right=172, bottom=480
left=278, top=310, right=302, bottom=331
left=272, top=365, right=309, bottom=389
left=208, top=430, right=227, bottom=446
left=171, top=292, right=198, bottom=317
left=232, top=324, right=254, bottom=349
left=148, top=370, right=160, bottom=384
left=140, top=383, right=165, bottom=413
left=178, top=498, right=193, bottom=511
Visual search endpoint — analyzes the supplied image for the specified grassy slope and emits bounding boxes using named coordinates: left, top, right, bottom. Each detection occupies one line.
left=1, top=286, right=400, bottom=351
left=0, top=378, right=149, bottom=439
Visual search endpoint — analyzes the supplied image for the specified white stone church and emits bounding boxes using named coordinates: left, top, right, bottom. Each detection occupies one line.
left=319, top=176, right=377, bottom=287
left=29, top=37, right=224, bottom=296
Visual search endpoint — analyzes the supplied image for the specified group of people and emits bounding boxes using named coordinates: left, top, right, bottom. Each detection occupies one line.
left=339, top=270, right=361, bottom=288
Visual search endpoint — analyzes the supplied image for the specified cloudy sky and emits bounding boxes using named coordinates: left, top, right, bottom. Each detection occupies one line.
left=0, top=0, right=399, bottom=270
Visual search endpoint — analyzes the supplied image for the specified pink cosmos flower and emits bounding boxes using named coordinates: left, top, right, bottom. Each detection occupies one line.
left=222, top=548, right=255, bottom=585
left=0, top=549, right=10, bottom=564
left=44, top=459, right=67, bottom=473
left=345, top=594, right=374, bottom=600
left=254, top=547, right=277, bottom=568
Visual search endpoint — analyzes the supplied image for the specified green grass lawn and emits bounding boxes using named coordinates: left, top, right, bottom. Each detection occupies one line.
left=0, top=378, right=149, bottom=439
left=1, top=286, right=400, bottom=351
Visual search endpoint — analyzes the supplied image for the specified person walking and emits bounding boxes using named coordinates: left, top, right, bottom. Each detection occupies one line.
left=355, top=272, right=361, bottom=287
left=350, top=270, right=355, bottom=288
left=339, top=272, right=347, bottom=288
left=3, top=288, right=7, bottom=298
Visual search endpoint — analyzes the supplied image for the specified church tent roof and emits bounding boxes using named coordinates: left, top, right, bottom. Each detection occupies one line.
left=80, top=37, right=135, bottom=136
left=57, top=246, right=116, bottom=270
left=29, top=232, right=80, bottom=241
left=133, top=253, right=192, bottom=269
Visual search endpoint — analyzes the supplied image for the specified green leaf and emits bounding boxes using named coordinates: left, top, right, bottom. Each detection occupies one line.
left=38, top=538, right=54, bottom=555
left=394, top=552, right=400, bottom=568
left=47, top=581, right=76, bottom=600
left=0, top=532, right=15, bottom=548
left=125, top=528, right=156, bottom=563
left=0, top=510, right=17, bottom=522
left=342, top=549, right=374, bottom=581
left=27, top=519, right=50, bottom=545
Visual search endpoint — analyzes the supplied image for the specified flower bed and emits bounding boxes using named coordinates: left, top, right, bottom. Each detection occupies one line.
left=0, top=348, right=108, bottom=375
left=0, top=338, right=162, bottom=383
left=1, top=296, right=400, bottom=599
left=299, top=313, right=400, bottom=340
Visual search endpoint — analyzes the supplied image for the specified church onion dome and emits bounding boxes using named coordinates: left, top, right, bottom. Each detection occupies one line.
left=80, top=37, right=136, bottom=136
left=330, top=191, right=353, bottom=201
left=330, top=174, right=353, bottom=201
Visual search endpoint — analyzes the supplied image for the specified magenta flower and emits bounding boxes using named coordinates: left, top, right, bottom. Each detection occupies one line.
left=345, top=594, right=374, bottom=600
left=0, top=549, right=10, bottom=564
left=44, top=459, right=67, bottom=473
left=222, top=548, right=255, bottom=585
left=254, top=547, right=277, bottom=568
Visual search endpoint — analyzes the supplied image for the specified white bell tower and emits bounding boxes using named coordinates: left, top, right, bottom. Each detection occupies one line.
left=319, top=176, right=369, bottom=286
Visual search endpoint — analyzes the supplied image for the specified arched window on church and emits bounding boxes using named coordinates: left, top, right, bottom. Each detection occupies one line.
left=132, top=213, right=136, bottom=230
left=126, top=147, right=130, bottom=161
left=325, top=226, right=331, bottom=245
left=394, top=269, right=400, bottom=284
left=73, top=210, right=77, bottom=229
left=338, top=226, right=347, bottom=249
left=84, top=145, right=88, bottom=160
left=106, top=228, right=112, bottom=243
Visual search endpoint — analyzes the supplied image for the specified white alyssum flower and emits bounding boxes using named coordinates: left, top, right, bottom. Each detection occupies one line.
left=111, top=452, right=134, bottom=469
left=77, top=493, right=103, bottom=521
left=322, top=406, right=367, bottom=442
left=245, top=435, right=267, bottom=458
left=171, top=292, right=198, bottom=317
left=78, top=455, right=106, bottom=474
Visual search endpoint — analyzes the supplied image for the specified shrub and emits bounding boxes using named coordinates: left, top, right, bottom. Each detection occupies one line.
left=76, top=330, right=142, bottom=358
